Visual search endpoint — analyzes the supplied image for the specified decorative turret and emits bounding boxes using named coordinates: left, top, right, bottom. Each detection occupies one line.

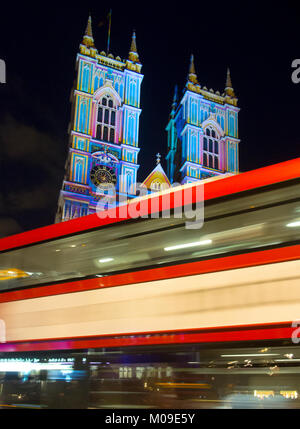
left=129, top=31, right=139, bottom=61
left=79, top=15, right=98, bottom=57
left=188, top=54, right=198, bottom=84
left=186, top=54, right=201, bottom=93
left=224, top=67, right=238, bottom=106
left=225, top=67, right=235, bottom=97
left=126, top=31, right=142, bottom=73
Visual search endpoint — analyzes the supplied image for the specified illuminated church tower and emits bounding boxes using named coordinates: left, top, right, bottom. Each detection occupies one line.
left=56, top=16, right=143, bottom=222
left=166, top=55, right=240, bottom=184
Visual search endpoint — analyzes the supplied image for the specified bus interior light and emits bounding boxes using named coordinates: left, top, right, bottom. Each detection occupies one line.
left=286, top=221, right=300, bottom=227
left=98, top=258, right=114, bottom=263
left=164, top=239, right=212, bottom=252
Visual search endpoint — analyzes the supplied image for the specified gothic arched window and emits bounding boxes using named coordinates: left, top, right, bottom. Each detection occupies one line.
left=96, top=95, right=117, bottom=143
left=129, top=81, right=136, bottom=106
left=96, top=125, right=101, bottom=140
left=97, top=107, right=102, bottom=122
left=82, top=65, right=90, bottom=92
left=110, top=128, right=115, bottom=143
left=128, top=115, right=135, bottom=145
left=75, top=158, right=84, bottom=183
left=103, top=126, right=108, bottom=142
left=79, top=102, right=87, bottom=133
left=126, top=171, right=134, bottom=194
left=203, top=126, right=220, bottom=170
left=111, top=111, right=116, bottom=126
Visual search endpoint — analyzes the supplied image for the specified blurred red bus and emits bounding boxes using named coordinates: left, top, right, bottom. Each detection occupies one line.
left=0, top=158, right=300, bottom=408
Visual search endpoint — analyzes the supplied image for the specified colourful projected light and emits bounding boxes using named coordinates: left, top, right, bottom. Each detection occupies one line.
left=55, top=15, right=240, bottom=223
left=166, top=57, right=240, bottom=185
left=55, top=15, right=143, bottom=223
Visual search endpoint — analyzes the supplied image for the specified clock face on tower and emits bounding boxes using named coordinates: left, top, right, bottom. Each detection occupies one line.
left=90, top=165, right=117, bottom=188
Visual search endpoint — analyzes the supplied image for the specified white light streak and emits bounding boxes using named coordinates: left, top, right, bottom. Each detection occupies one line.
left=164, top=239, right=212, bottom=252
left=286, top=221, right=300, bottom=228
left=221, top=353, right=279, bottom=357
left=98, top=258, right=114, bottom=263
left=0, top=362, right=73, bottom=372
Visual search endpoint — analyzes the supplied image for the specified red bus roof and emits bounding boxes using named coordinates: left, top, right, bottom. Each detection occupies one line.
left=0, top=157, right=299, bottom=252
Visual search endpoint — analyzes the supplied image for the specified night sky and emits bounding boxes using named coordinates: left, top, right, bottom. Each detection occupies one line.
left=0, top=1, right=299, bottom=237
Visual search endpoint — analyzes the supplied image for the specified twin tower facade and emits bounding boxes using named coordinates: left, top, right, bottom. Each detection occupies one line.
left=55, top=16, right=240, bottom=222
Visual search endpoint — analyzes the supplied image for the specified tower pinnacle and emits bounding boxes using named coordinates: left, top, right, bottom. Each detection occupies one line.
left=225, top=67, right=235, bottom=97
left=128, top=31, right=139, bottom=62
left=188, top=54, right=198, bottom=85
left=82, top=15, right=95, bottom=48
left=226, top=67, right=232, bottom=88
left=126, top=30, right=142, bottom=72
left=79, top=15, right=98, bottom=57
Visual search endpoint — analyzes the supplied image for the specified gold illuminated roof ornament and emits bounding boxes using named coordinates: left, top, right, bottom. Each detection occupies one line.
left=82, top=15, right=95, bottom=48
left=128, top=30, right=139, bottom=62
left=125, top=30, right=142, bottom=72
left=79, top=15, right=98, bottom=57
left=188, top=54, right=198, bottom=84
left=186, top=54, right=201, bottom=93
left=225, top=67, right=235, bottom=97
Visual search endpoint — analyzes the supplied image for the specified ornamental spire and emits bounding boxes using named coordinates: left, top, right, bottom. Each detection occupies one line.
left=225, top=67, right=235, bottom=97
left=226, top=67, right=232, bottom=88
left=85, top=14, right=93, bottom=38
left=188, top=54, right=198, bottom=85
left=128, top=30, right=139, bottom=62
left=81, top=15, right=95, bottom=48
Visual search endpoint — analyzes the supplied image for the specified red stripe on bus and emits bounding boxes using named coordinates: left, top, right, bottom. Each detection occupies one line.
left=1, top=320, right=291, bottom=344
left=0, top=157, right=299, bottom=251
left=0, top=324, right=294, bottom=352
left=1, top=244, right=300, bottom=303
